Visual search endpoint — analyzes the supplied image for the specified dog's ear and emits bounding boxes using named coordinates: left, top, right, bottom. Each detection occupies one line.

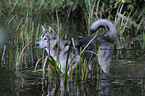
left=48, top=26, right=55, bottom=33
left=42, top=26, right=46, bottom=32
left=48, top=26, right=58, bottom=39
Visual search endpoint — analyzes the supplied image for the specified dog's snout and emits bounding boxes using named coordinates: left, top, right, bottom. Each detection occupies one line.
left=36, top=43, right=39, bottom=47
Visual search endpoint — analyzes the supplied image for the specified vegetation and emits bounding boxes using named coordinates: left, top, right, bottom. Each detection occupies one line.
left=0, top=0, right=144, bottom=83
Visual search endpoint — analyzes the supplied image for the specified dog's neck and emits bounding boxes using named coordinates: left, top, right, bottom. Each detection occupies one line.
left=45, top=39, right=65, bottom=59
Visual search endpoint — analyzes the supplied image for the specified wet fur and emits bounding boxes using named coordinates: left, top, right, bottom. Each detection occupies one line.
left=36, top=19, right=117, bottom=73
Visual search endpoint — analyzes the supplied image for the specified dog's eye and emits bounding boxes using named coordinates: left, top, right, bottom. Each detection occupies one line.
left=44, top=38, right=47, bottom=40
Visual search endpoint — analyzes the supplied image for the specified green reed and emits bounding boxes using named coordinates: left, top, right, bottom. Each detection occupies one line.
left=1, top=46, right=6, bottom=67
left=84, top=0, right=97, bottom=35
left=115, top=3, right=134, bottom=48
left=64, top=40, right=72, bottom=83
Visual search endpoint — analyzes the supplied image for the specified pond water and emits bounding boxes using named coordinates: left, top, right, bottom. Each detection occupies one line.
left=0, top=14, right=145, bottom=96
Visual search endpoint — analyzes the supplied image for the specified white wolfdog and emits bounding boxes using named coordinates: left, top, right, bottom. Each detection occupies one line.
left=36, top=19, right=117, bottom=74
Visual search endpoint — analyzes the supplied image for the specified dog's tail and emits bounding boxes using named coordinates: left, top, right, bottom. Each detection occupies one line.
left=89, top=19, right=117, bottom=42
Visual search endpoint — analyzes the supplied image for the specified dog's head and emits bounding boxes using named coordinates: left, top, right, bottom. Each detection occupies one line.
left=36, top=26, right=58, bottom=48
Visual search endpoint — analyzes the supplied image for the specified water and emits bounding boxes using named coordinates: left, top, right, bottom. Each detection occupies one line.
left=0, top=64, right=144, bottom=96
left=0, top=14, right=145, bottom=96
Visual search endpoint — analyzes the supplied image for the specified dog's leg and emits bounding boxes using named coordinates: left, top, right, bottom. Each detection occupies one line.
left=97, top=43, right=113, bottom=73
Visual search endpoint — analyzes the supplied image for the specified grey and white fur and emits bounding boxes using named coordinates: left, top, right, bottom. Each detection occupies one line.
left=36, top=19, right=117, bottom=73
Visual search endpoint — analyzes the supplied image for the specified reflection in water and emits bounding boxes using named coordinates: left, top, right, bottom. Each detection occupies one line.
left=42, top=75, right=113, bottom=96
left=0, top=68, right=143, bottom=96
left=99, top=77, right=113, bottom=96
left=0, top=68, right=16, bottom=96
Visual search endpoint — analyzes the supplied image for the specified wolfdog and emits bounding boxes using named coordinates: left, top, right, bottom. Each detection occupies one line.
left=36, top=19, right=117, bottom=74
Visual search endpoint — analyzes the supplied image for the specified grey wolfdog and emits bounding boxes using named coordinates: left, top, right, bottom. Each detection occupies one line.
left=36, top=19, right=117, bottom=74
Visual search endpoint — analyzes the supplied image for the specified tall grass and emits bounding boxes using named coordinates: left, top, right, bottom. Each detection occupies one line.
left=84, top=0, right=97, bottom=34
